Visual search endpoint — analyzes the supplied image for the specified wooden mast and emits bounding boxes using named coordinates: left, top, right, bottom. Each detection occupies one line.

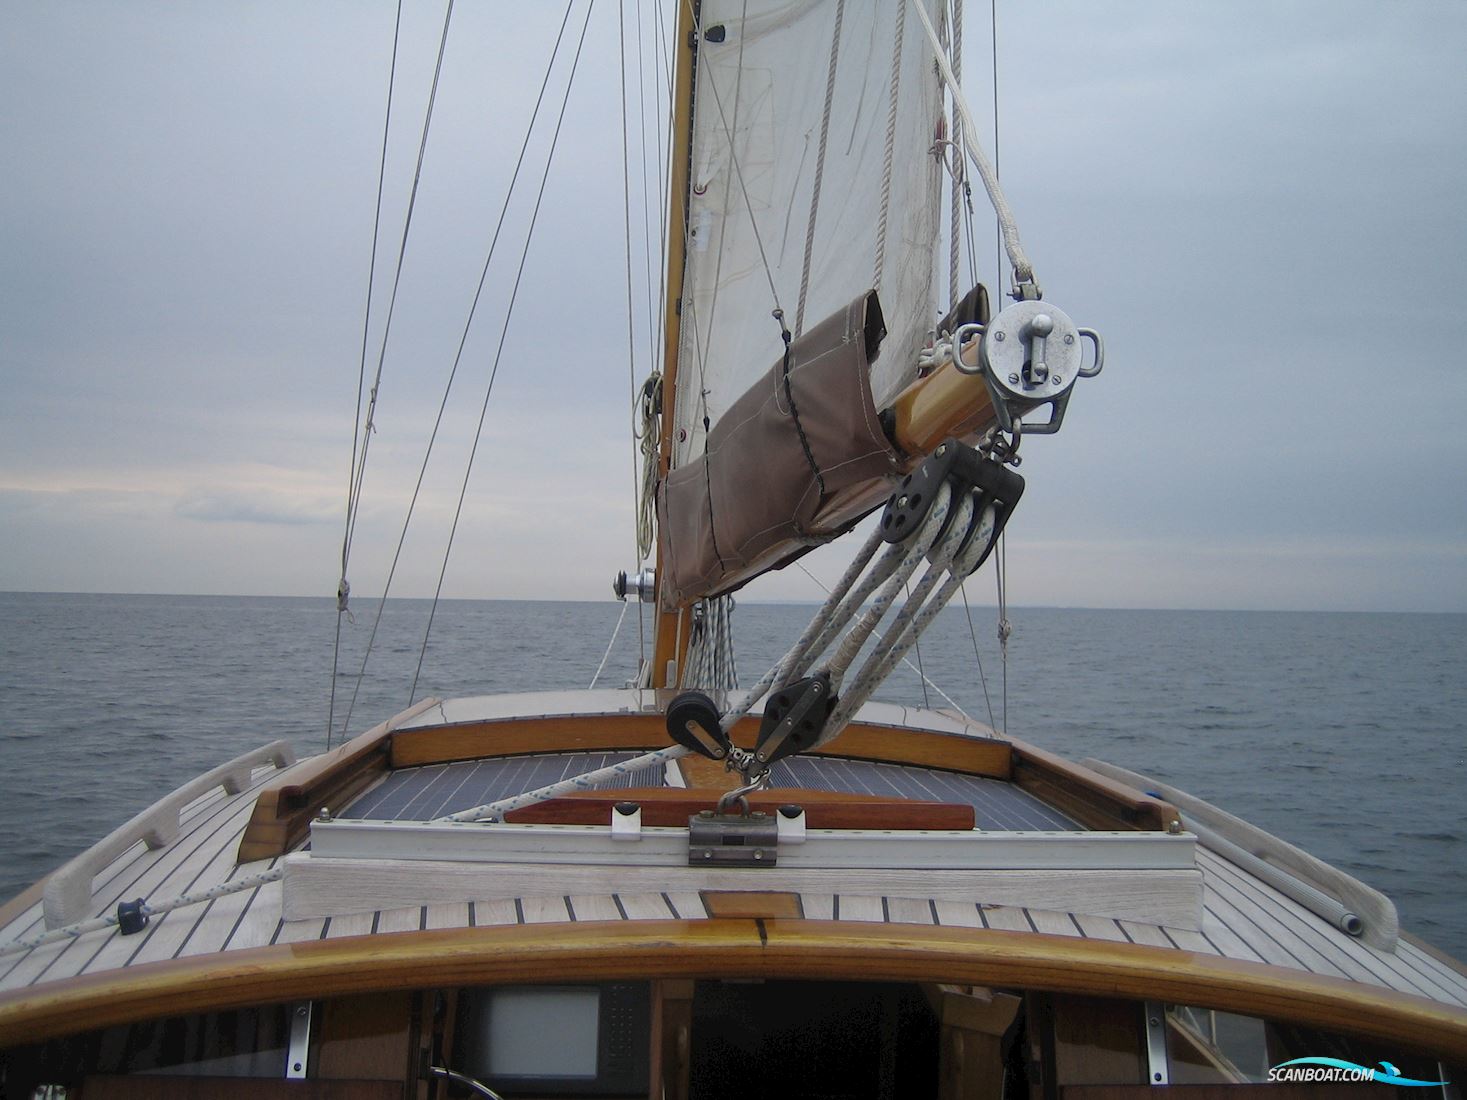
left=648, top=0, right=699, bottom=689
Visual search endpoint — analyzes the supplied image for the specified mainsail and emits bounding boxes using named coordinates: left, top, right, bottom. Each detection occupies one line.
left=659, top=0, right=947, bottom=608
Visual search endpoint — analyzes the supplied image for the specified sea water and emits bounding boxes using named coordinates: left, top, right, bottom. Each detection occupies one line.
left=0, top=592, right=1462, bottom=959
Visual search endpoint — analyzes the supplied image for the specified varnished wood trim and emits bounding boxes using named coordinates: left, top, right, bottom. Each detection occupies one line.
left=237, top=699, right=439, bottom=863
left=701, top=892, right=803, bottom=920
left=888, top=350, right=999, bottom=457
left=388, top=712, right=1012, bottom=781
left=1008, top=736, right=1179, bottom=832
left=650, top=0, right=699, bottom=670
left=2, top=921, right=1465, bottom=1058
left=502, top=787, right=977, bottom=831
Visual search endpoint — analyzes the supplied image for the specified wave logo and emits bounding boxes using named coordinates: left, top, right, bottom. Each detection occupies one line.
left=1268, top=1058, right=1450, bottom=1087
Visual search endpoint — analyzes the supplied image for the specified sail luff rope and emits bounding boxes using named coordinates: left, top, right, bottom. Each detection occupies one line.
left=337, top=0, right=580, bottom=739
left=794, top=0, right=846, bottom=338
left=408, top=0, right=599, bottom=705
left=330, top=0, right=406, bottom=748
left=948, top=0, right=964, bottom=313
left=873, top=2, right=906, bottom=289
left=909, top=0, right=1034, bottom=288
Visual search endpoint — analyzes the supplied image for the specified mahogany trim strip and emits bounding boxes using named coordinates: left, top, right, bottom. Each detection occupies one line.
left=388, top=712, right=1012, bottom=778
left=2, top=920, right=1465, bottom=1057
left=502, top=787, right=977, bottom=830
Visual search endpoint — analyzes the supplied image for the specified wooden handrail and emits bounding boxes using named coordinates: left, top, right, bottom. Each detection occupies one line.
left=42, top=740, right=296, bottom=928
left=236, top=699, right=439, bottom=865
left=3, top=920, right=1465, bottom=1056
left=1006, top=736, right=1181, bottom=832
left=1084, top=759, right=1399, bottom=950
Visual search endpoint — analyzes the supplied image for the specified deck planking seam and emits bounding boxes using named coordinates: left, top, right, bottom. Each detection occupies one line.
left=0, top=762, right=282, bottom=952
left=1200, top=849, right=1466, bottom=1003
left=1396, top=939, right=1467, bottom=1003
left=1202, top=885, right=1316, bottom=973
left=1197, top=849, right=1432, bottom=997
left=1, top=787, right=268, bottom=989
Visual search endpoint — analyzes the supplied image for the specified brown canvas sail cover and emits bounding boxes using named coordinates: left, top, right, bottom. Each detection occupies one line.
left=658, top=291, right=902, bottom=608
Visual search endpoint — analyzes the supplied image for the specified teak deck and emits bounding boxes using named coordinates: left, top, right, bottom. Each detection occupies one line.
left=1, top=690, right=1464, bottom=1052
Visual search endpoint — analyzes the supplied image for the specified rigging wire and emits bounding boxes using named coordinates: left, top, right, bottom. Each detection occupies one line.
left=338, top=0, right=581, bottom=738
left=688, top=0, right=751, bottom=441
left=408, top=0, right=599, bottom=704
left=794, top=560, right=970, bottom=719
left=688, top=4, right=785, bottom=322
left=620, top=0, right=649, bottom=682
left=960, top=579, right=997, bottom=730
left=907, top=579, right=932, bottom=709
left=343, top=0, right=459, bottom=561
left=329, top=0, right=406, bottom=749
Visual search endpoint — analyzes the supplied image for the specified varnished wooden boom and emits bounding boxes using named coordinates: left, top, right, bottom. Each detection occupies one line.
left=887, top=348, right=998, bottom=458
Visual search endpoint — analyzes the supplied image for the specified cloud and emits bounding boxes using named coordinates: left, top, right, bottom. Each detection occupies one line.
left=173, top=490, right=337, bottom=527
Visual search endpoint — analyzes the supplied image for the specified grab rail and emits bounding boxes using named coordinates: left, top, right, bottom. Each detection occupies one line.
left=1082, top=759, right=1398, bottom=951
left=42, top=739, right=297, bottom=928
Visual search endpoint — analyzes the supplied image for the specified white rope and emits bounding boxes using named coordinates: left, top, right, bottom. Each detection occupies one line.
left=873, top=2, right=906, bottom=289
left=795, top=0, right=846, bottom=336
left=684, top=595, right=738, bottom=691
left=828, top=498, right=997, bottom=736
left=794, top=560, right=969, bottom=719
left=909, top=0, right=1035, bottom=289
left=438, top=745, right=689, bottom=823
left=0, top=866, right=286, bottom=960
left=947, top=0, right=964, bottom=312
left=589, top=598, right=631, bottom=689
left=778, top=490, right=952, bottom=690
left=821, top=489, right=957, bottom=685
left=633, top=378, right=663, bottom=563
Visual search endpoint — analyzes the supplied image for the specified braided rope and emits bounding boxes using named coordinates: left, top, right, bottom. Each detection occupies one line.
left=794, top=0, right=846, bottom=336
left=874, top=2, right=906, bottom=288
left=909, top=0, right=1034, bottom=288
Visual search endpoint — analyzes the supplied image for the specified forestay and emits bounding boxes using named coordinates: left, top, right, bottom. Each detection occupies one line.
left=671, top=0, right=944, bottom=468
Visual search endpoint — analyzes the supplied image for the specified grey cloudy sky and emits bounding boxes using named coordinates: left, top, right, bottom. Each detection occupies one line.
left=2, top=1, right=1464, bottom=612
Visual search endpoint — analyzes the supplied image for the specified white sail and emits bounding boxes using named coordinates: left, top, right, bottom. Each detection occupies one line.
left=671, top=0, right=945, bottom=469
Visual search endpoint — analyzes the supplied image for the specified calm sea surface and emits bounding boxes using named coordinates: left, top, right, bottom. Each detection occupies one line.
left=1, top=592, right=1462, bottom=958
